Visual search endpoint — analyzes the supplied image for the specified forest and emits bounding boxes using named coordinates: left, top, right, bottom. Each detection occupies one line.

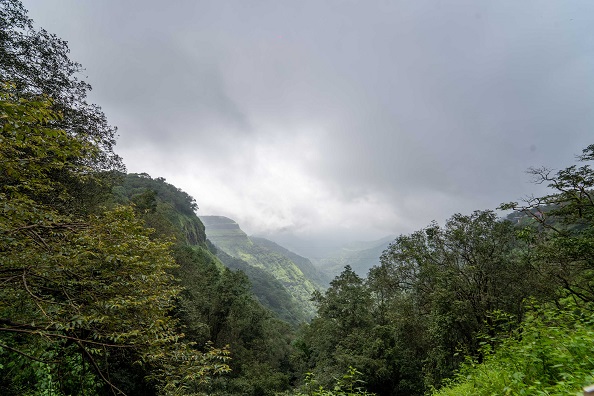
left=2, top=1, right=594, bottom=395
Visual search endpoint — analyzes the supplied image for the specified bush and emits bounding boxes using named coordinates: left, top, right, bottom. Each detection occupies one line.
left=433, top=301, right=594, bottom=396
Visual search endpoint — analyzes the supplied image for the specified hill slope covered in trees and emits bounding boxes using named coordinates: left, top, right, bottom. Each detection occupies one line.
left=201, top=215, right=326, bottom=320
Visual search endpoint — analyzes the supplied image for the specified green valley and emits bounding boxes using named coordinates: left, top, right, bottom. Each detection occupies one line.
left=201, top=216, right=326, bottom=320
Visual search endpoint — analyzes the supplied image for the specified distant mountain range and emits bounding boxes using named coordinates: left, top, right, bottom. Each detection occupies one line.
left=309, top=236, right=394, bottom=278
left=255, top=232, right=394, bottom=279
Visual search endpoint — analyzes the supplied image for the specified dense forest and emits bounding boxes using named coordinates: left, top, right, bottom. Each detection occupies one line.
left=3, top=1, right=594, bottom=395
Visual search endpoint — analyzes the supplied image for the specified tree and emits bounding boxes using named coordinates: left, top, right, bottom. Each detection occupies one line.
left=0, top=89, right=229, bottom=395
left=312, top=266, right=372, bottom=334
left=296, top=267, right=375, bottom=391
left=0, top=0, right=123, bottom=172
left=378, top=211, right=532, bottom=387
left=500, top=144, right=594, bottom=303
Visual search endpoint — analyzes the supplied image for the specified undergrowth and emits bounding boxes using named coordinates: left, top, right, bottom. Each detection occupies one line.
left=433, top=300, right=594, bottom=396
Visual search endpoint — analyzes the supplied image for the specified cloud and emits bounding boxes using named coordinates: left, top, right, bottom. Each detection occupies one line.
left=22, top=0, right=594, bottom=245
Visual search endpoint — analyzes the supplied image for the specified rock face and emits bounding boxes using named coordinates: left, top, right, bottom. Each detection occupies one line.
left=200, top=215, right=324, bottom=320
left=200, top=216, right=249, bottom=246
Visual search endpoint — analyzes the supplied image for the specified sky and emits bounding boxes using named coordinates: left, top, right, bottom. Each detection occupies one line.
left=21, top=0, right=594, bottom=251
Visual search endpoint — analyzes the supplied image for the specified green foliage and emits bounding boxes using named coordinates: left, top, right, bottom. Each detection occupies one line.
left=286, top=367, right=376, bottom=396
left=0, top=0, right=123, bottom=172
left=0, top=341, right=101, bottom=396
left=433, top=301, right=594, bottom=396
left=0, top=89, right=230, bottom=395
left=0, top=85, right=92, bottom=202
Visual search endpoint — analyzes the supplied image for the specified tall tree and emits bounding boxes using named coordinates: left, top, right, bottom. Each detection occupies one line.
left=500, top=144, right=594, bottom=303
left=377, top=210, right=533, bottom=388
left=0, top=89, right=229, bottom=395
left=0, top=0, right=123, bottom=173
left=296, top=267, right=375, bottom=389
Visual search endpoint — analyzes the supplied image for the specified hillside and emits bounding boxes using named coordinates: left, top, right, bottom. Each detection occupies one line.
left=112, top=175, right=310, bottom=321
left=250, top=236, right=331, bottom=286
left=214, top=249, right=309, bottom=325
left=201, top=215, right=324, bottom=319
left=107, top=174, right=299, bottom=392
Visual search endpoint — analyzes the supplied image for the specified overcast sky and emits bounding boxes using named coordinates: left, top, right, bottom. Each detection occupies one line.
left=21, top=0, right=594, bottom=246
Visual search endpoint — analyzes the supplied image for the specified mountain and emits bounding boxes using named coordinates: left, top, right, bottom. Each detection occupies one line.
left=111, top=174, right=307, bottom=322
left=256, top=233, right=348, bottom=261
left=250, top=236, right=331, bottom=286
left=213, top=248, right=309, bottom=325
left=312, top=235, right=394, bottom=278
left=201, top=215, right=324, bottom=319
left=108, top=174, right=301, bottom=391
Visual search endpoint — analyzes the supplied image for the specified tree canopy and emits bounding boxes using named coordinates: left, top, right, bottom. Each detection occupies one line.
left=0, top=0, right=122, bottom=172
left=0, top=85, right=229, bottom=395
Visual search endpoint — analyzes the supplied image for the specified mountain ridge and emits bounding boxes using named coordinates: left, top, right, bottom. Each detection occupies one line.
left=200, top=215, right=324, bottom=320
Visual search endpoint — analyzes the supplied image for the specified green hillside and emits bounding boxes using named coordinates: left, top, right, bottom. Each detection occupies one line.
left=201, top=216, right=324, bottom=320
left=108, top=174, right=298, bottom=393
left=251, top=236, right=331, bottom=287
left=112, top=174, right=308, bottom=322
left=214, top=249, right=309, bottom=325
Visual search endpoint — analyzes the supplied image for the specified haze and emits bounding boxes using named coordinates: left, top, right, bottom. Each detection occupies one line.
left=21, top=0, right=594, bottom=247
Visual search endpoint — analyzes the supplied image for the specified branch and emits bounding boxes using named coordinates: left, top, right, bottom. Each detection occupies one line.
left=22, top=269, right=52, bottom=318
left=76, top=340, right=127, bottom=396
left=0, top=267, right=27, bottom=274
left=20, top=269, right=76, bottom=308
left=22, top=228, right=52, bottom=251
left=0, top=341, right=59, bottom=364
left=523, top=208, right=562, bottom=234
left=0, top=322, right=137, bottom=349
left=8, top=222, right=88, bottom=233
